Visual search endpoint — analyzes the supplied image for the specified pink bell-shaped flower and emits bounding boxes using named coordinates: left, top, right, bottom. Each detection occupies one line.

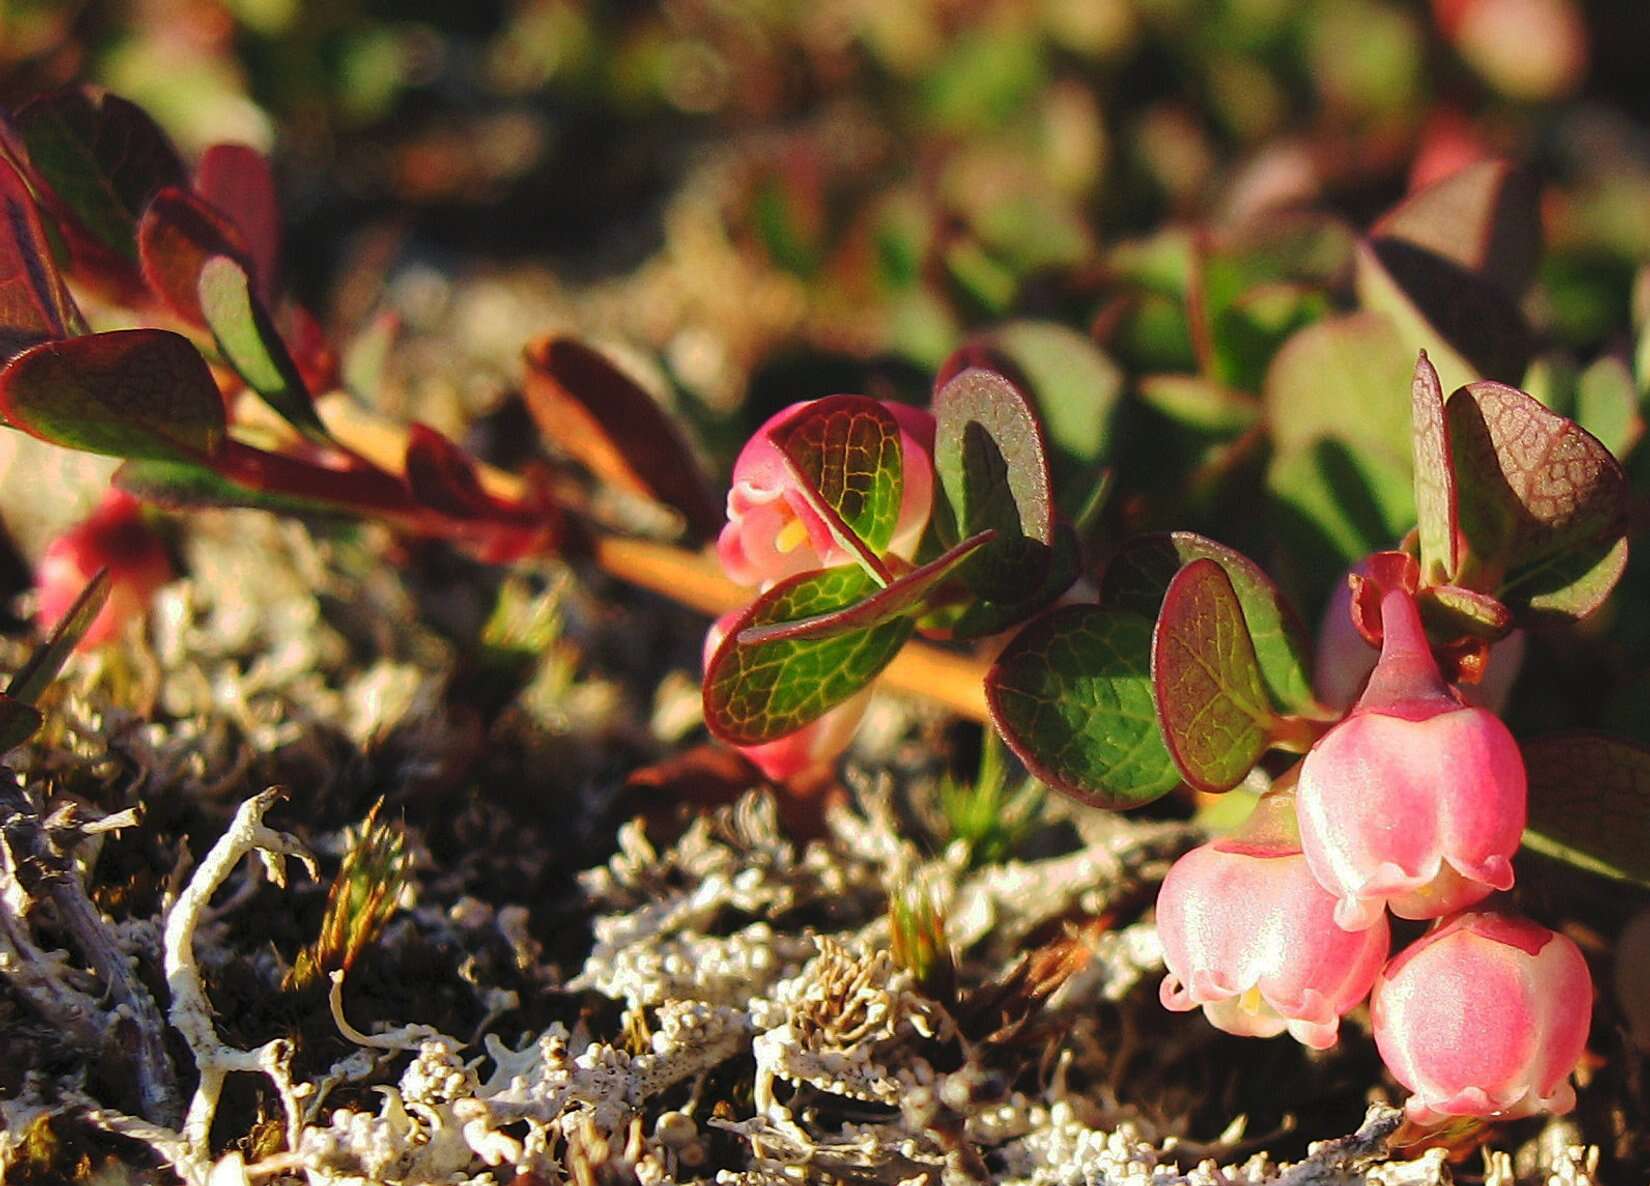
left=716, top=400, right=935, bottom=588
left=36, top=490, right=172, bottom=651
left=703, top=611, right=868, bottom=786
left=1156, top=791, right=1390, bottom=1049
left=1372, top=910, right=1592, bottom=1124
left=1298, top=588, right=1525, bottom=931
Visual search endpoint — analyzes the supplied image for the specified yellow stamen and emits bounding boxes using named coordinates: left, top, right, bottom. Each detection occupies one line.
left=1239, top=986, right=1266, bottom=1015
left=775, top=516, right=810, bottom=555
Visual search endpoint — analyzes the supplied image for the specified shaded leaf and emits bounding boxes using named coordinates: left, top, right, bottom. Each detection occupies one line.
left=522, top=335, right=720, bottom=541
left=1137, top=374, right=1261, bottom=435
left=1356, top=239, right=1530, bottom=394
left=704, top=565, right=913, bottom=745
left=137, top=187, right=249, bottom=326
left=11, top=87, right=184, bottom=279
left=1370, top=160, right=1541, bottom=298
left=0, top=329, right=225, bottom=460
left=933, top=365, right=1057, bottom=604
left=195, top=144, right=281, bottom=302
left=8, top=567, right=110, bottom=705
left=924, top=520, right=1081, bottom=641
left=0, top=155, right=80, bottom=363
left=1411, top=351, right=1457, bottom=583
left=0, top=696, right=43, bottom=751
left=197, top=255, right=330, bottom=443
left=767, top=395, right=904, bottom=581
left=1445, top=380, right=1629, bottom=616
left=1522, top=733, right=1650, bottom=887
left=1265, top=312, right=1416, bottom=459
left=739, top=531, right=993, bottom=645
left=986, top=605, right=1181, bottom=810
left=1150, top=559, right=1277, bottom=793
left=1100, top=531, right=1316, bottom=714
left=404, top=423, right=501, bottom=519
left=1417, top=583, right=1512, bottom=640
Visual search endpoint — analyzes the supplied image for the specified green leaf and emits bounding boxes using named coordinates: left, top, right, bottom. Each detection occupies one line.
left=11, top=87, right=185, bottom=272
left=0, top=329, right=226, bottom=461
left=1573, top=355, right=1641, bottom=460
left=739, top=531, right=993, bottom=645
left=8, top=567, right=110, bottom=705
left=986, top=605, right=1181, bottom=810
left=1266, top=312, right=1416, bottom=460
left=1266, top=436, right=1415, bottom=576
left=1445, top=380, right=1629, bottom=617
left=1416, top=583, right=1512, bottom=640
left=198, top=255, right=331, bottom=444
left=1151, top=559, right=1275, bottom=793
left=978, top=321, right=1124, bottom=517
left=0, top=155, right=82, bottom=362
left=933, top=365, right=1058, bottom=604
left=1136, top=375, right=1260, bottom=435
left=1099, top=531, right=1316, bottom=714
left=1522, top=733, right=1650, bottom=887
left=767, top=395, right=905, bottom=582
left=1411, top=351, right=1458, bottom=583
left=704, top=565, right=913, bottom=745
left=0, top=696, right=43, bottom=751
left=922, top=520, right=1081, bottom=641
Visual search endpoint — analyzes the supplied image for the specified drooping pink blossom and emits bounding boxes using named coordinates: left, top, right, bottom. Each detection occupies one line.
left=716, top=401, right=935, bottom=588
left=35, top=489, right=172, bottom=650
left=1298, top=588, right=1526, bottom=932
left=703, top=611, right=868, bottom=786
left=1372, top=910, right=1592, bottom=1124
left=1156, top=826, right=1390, bottom=1049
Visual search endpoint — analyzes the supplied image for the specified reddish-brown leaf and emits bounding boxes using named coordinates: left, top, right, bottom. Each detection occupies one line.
left=0, top=156, right=80, bottom=363
left=522, top=335, right=720, bottom=541
left=137, top=186, right=251, bottom=326
left=195, top=143, right=281, bottom=302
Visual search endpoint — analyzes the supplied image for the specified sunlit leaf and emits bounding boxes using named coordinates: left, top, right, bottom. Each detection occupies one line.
left=1151, top=559, right=1275, bottom=793
left=986, top=605, right=1180, bottom=810
left=704, top=565, right=912, bottom=745
left=522, top=335, right=721, bottom=542
left=0, top=329, right=225, bottom=461
left=1370, top=160, right=1541, bottom=298
left=1411, top=351, right=1458, bottom=583
left=767, top=395, right=904, bottom=581
left=137, top=187, right=250, bottom=326
left=197, top=254, right=331, bottom=443
left=1100, top=531, right=1316, bottom=714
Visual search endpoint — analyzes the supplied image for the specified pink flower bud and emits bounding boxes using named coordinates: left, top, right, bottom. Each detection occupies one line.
left=703, top=612, right=868, bottom=786
left=716, top=401, right=935, bottom=588
left=35, top=490, right=171, bottom=651
left=1298, top=589, right=1525, bottom=931
left=1156, top=830, right=1390, bottom=1049
left=1372, top=911, right=1592, bottom=1124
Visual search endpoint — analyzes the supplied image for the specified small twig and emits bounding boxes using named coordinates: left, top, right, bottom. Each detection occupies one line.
left=0, top=785, right=179, bottom=1127
left=163, top=788, right=316, bottom=1169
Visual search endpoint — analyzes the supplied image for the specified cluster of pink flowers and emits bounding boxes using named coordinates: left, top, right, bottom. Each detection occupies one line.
left=35, top=489, right=172, bottom=650
left=709, top=399, right=937, bottom=786
left=1157, top=584, right=1593, bottom=1127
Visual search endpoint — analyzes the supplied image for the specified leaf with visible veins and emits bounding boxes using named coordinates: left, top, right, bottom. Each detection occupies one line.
left=1445, top=380, right=1629, bottom=619
left=1100, top=531, right=1316, bottom=714
left=1151, top=559, right=1275, bottom=794
left=704, top=565, right=912, bottom=745
left=767, top=395, right=905, bottom=583
left=986, top=605, right=1181, bottom=810
left=1411, top=351, right=1457, bottom=583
